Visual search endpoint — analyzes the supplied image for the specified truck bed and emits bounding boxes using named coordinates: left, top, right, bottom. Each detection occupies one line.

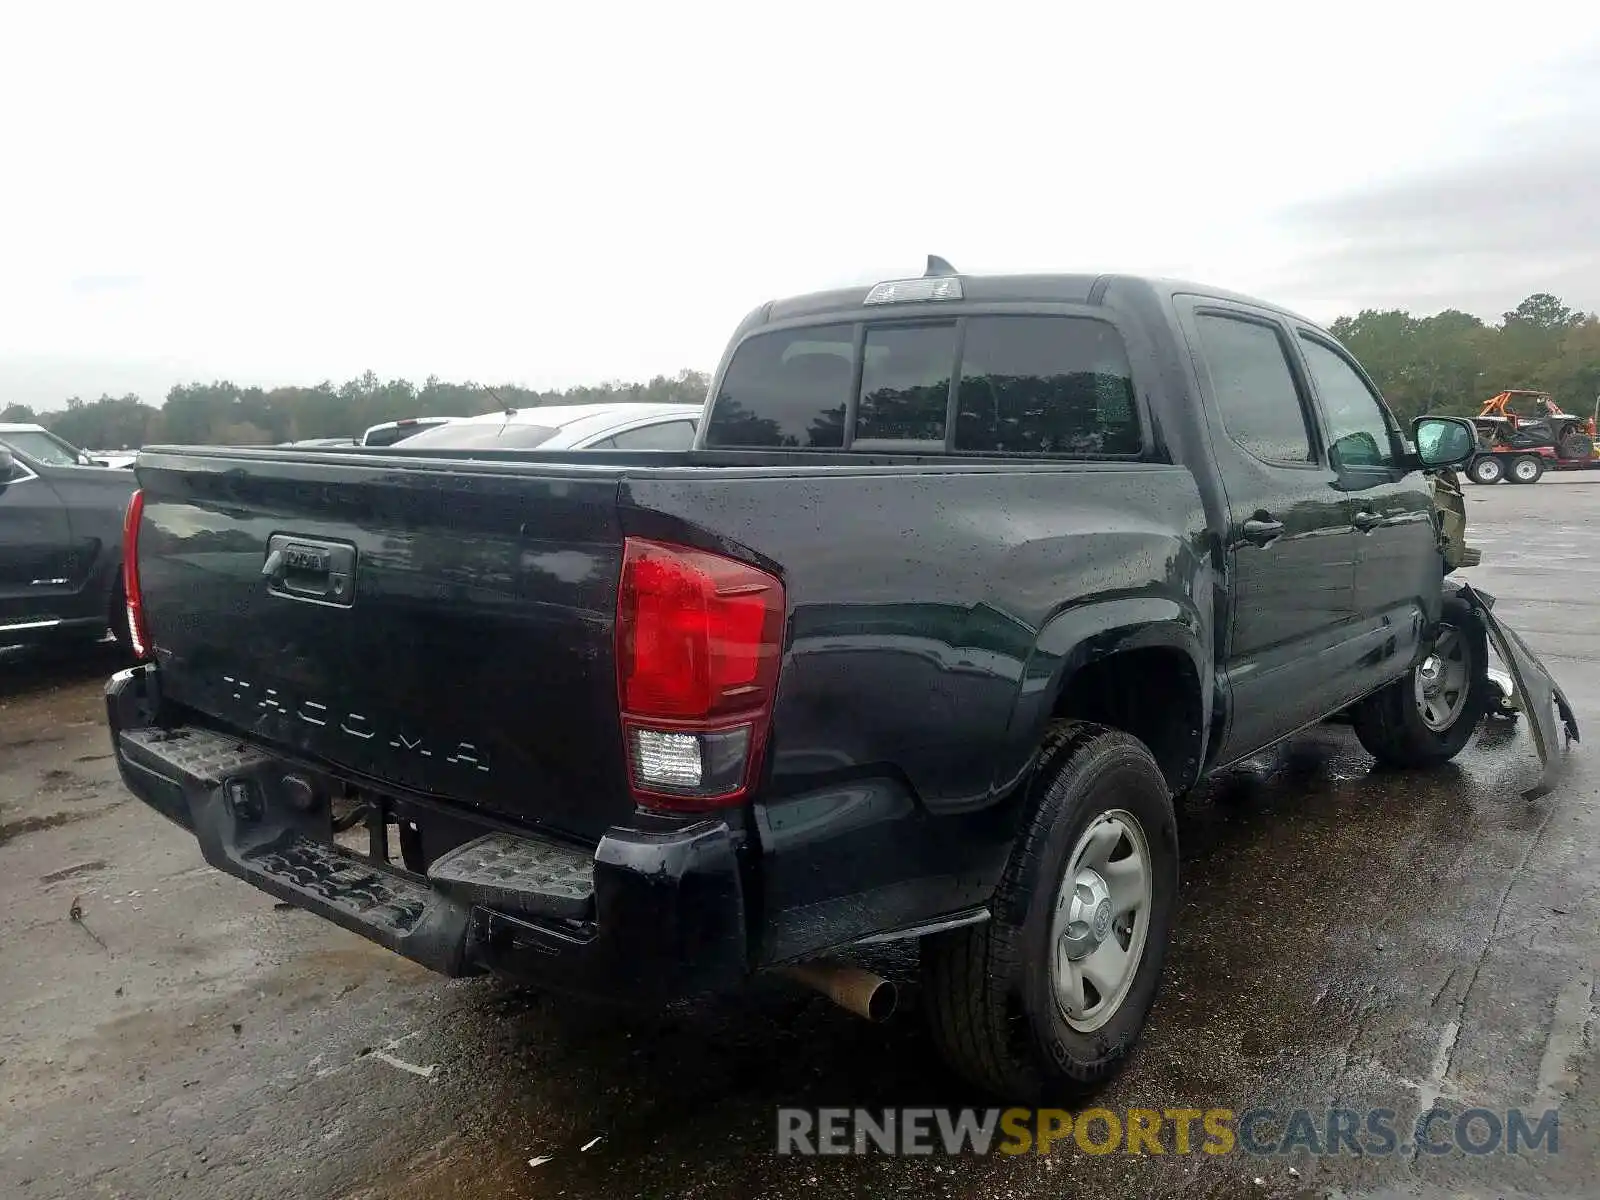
left=131, top=442, right=1208, bottom=846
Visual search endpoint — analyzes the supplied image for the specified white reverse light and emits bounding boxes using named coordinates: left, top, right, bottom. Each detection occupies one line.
left=631, top=729, right=703, bottom=789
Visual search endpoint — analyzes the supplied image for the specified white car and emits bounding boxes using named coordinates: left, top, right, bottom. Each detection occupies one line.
left=358, top=417, right=453, bottom=447
left=395, top=403, right=702, bottom=452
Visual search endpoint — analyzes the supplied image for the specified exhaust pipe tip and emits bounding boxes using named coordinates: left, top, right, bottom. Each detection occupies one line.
left=781, top=959, right=898, bottom=1022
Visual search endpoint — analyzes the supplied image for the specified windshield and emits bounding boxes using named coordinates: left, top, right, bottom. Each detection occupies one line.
left=395, top=421, right=560, bottom=450
left=1, top=429, right=83, bottom=466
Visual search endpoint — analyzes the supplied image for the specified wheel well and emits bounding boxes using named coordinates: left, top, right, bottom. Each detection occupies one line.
left=1052, top=648, right=1203, bottom=792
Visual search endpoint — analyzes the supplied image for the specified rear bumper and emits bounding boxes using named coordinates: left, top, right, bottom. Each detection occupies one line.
left=106, top=665, right=749, bottom=1002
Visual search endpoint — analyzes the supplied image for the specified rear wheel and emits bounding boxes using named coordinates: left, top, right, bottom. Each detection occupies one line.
left=1557, top=431, right=1591, bottom=461
left=1508, top=455, right=1545, bottom=484
left=1466, top=455, right=1504, bottom=485
left=921, top=721, right=1178, bottom=1102
left=1354, top=596, right=1491, bottom=768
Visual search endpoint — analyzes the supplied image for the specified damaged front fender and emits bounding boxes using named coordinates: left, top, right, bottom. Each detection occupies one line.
left=1455, top=581, right=1580, bottom=799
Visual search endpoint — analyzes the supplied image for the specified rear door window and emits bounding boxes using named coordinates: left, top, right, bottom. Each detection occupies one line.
left=703, top=324, right=854, bottom=448
left=954, top=317, right=1139, bottom=454
left=1194, top=314, right=1315, bottom=465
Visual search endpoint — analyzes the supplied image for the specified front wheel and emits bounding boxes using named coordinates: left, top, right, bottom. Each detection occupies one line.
left=1467, top=455, right=1504, bottom=485
left=1353, top=596, right=1491, bottom=768
left=921, top=722, right=1178, bottom=1102
left=1508, top=454, right=1545, bottom=484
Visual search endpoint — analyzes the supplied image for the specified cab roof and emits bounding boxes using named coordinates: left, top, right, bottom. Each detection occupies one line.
left=755, top=266, right=1317, bottom=329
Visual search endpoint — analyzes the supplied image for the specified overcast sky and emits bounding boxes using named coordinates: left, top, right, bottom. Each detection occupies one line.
left=3, top=1, right=1598, bottom=411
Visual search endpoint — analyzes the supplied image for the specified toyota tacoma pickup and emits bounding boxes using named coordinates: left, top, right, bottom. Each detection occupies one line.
left=106, top=262, right=1576, bottom=1101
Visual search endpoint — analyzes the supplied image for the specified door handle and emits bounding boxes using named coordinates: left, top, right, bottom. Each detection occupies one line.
left=1353, top=510, right=1383, bottom=531
left=1240, top=517, right=1285, bottom=547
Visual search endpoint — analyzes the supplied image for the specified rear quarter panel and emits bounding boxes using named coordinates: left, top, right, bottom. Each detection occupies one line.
left=623, top=462, right=1212, bottom=959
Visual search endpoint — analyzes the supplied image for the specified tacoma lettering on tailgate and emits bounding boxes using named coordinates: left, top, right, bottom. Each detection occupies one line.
left=218, top=674, right=491, bottom=773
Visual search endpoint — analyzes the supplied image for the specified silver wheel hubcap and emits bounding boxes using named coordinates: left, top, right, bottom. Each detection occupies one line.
left=1514, top=460, right=1539, bottom=480
left=1415, top=625, right=1472, bottom=732
left=1051, top=809, right=1152, bottom=1032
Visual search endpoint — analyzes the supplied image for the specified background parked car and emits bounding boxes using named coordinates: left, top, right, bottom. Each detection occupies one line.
left=0, top=423, right=138, bottom=650
left=85, top=451, right=138, bottom=469
left=392, top=402, right=701, bottom=451
left=358, top=417, right=454, bottom=447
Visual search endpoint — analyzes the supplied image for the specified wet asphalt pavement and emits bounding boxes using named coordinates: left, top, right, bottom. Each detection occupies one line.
left=3, top=477, right=1597, bottom=1200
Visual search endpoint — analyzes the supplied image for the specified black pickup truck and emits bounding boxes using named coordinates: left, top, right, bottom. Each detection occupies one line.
left=108, top=263, right=1561, bottom=1100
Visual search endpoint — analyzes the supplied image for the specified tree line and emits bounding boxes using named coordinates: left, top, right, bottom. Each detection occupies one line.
left=1, top=369, right=711, bottom=450
left=3, top=291, right=1598, bottom=450
left=1329, top=292, right=1600, bottom=422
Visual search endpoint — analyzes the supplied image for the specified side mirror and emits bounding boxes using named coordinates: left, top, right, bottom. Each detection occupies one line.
left=0, top=447, right=16, bottom=481
left=1412, top=415, right=1478, bottom=469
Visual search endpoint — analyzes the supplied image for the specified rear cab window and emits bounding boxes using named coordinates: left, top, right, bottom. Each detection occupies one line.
left=702, top=314, right=1141, bottom=457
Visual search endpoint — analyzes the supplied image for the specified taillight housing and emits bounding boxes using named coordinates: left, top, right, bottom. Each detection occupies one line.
left=616, top=537, right=785, bottom=810
left=122, top=489, right=151, bottom=659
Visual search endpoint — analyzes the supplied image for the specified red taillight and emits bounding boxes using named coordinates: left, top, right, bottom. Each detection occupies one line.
left=122, top=489, right=151, bottom=659
left=617, top=538, right=784, bottom=810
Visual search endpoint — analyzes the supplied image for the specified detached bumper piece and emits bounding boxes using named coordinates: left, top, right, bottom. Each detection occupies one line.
left=106, top=665, right=749, bottom=1001
left=1455, top=581, right=1581, bottom=800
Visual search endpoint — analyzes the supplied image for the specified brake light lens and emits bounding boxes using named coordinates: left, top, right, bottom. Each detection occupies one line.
left=122, top=489, right=151, bottom=659
left=617, top=538, right=785, bottom=809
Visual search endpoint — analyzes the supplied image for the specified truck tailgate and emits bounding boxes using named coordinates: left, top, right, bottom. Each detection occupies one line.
left=132, top=448, right=635, bottom=842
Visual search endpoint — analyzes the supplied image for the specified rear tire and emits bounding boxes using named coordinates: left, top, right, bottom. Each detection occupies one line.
left=1557, top=431, right=1590, bottom=461
left=1508, top=455, right=1544, bottom=484
left=1467, top=455, right=1504, bottom=485
left=921, top=721, right=1178, bottom=1103
left=1353, top=596, right=1491, bottom=768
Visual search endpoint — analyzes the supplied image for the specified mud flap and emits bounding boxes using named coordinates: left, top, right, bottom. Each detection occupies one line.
left=1455, top=581, right=1580, bottom=799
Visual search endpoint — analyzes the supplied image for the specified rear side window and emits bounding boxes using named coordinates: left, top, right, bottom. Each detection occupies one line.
left=955, top=317, right=1139, bottom=455
left=703, top=324, right=853, bottom=448
left=604, top=419, right=698, bottom=450
left=1194, top=314, right=1314, bottom=465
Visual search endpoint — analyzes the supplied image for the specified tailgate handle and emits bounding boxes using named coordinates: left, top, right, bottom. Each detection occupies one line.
left=264, top=536, right=357, bottom=606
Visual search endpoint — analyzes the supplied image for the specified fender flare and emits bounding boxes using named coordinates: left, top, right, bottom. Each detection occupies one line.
left=994, top=595, right=1212, bottom=796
